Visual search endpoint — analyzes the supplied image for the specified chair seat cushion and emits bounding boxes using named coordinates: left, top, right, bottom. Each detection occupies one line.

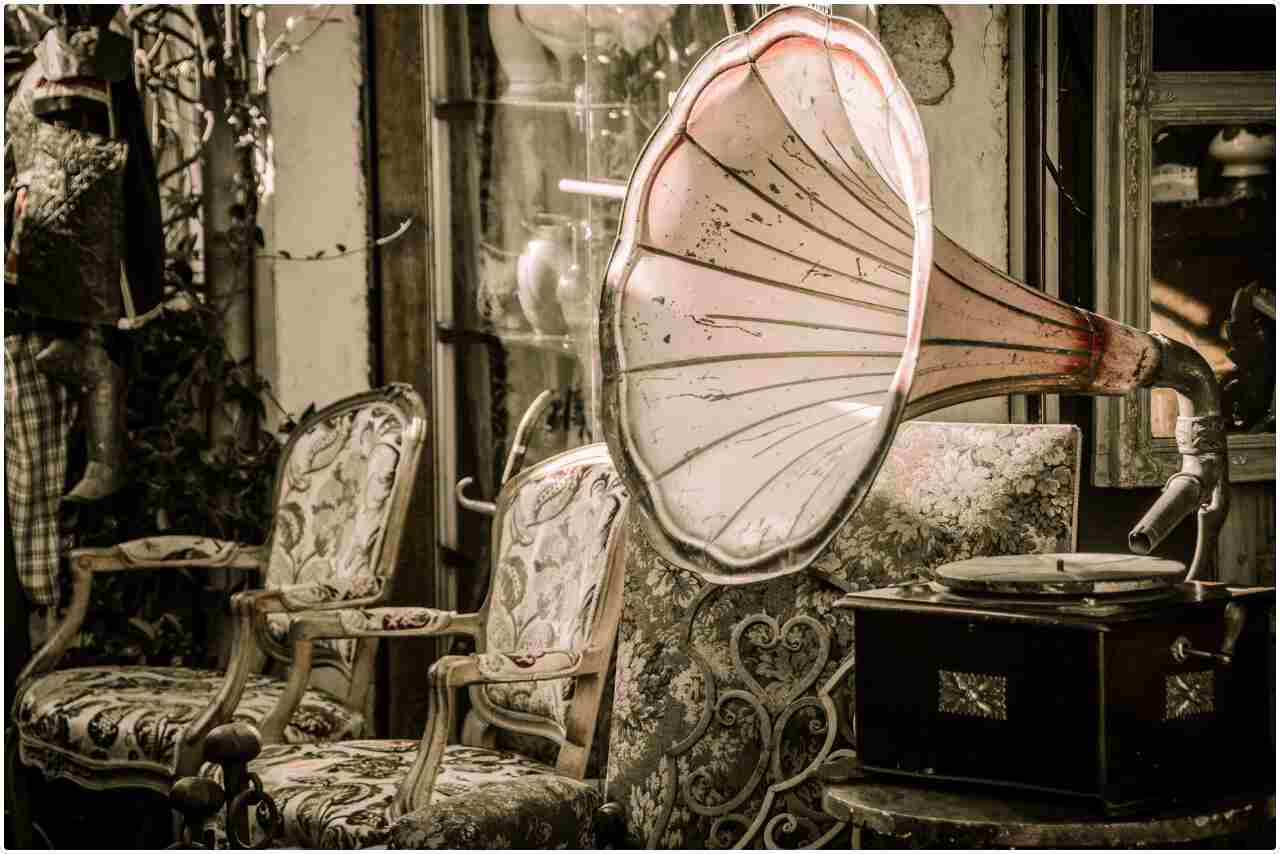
left=204, top=741, right=597, bottom=849
left=15, top=665, right=363, bottom=785
left=387, top=773, right=603, bottom=850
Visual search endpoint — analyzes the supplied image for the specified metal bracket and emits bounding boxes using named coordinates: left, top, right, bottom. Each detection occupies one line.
left=431, top=97, right=477, bottom=122
left=435, top=323, right=501, bottom=347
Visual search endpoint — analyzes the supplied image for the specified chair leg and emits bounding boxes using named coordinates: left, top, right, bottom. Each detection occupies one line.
left=133, top=796, right=173, bottom=849
left=593, top=801, right=629, bottom=849
left=6, top=733, right=38, bottom=849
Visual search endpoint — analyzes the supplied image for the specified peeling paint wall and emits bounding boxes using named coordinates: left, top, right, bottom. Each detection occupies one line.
left=891, top=4, right=1010, bottom=423
left=257, top=6, right=370, bottom=422
left=880, top=5, right=956, bottom=106
left=916, top=6, right=1008, bottom=269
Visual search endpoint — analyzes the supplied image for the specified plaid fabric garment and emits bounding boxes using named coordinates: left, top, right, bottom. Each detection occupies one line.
left=4, top=332, right=78, bottom=607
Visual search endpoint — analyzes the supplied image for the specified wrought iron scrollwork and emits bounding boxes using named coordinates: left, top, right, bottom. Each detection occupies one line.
left=655, top=582, right=858, bottom=849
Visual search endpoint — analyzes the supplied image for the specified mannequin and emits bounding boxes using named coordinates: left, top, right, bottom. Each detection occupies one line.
left=4, top=4, right=164, bottom=608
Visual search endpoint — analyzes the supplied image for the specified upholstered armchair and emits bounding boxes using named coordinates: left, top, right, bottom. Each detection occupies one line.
left=603, top=422, right=1083, bottom=849
left=202, top=442, right=631, bottom=849
left=10, top=384, right=426, bottom=837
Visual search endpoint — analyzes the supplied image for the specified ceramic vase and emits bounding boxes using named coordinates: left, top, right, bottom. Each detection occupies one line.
left=478, top=242, right=528, bottom=331
left=488, top=5, right=556, bottom=98
left=1209, top=126, right=1276, bottom=177
left=1208, top=126, right=1276, bottom=202
left=557, top=261, right=590, bottom=341
left=517, top=224, right=569, bottom=335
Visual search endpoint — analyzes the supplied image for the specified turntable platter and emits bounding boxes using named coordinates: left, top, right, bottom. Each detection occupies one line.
left=932, top=553, right=1186, bottom=597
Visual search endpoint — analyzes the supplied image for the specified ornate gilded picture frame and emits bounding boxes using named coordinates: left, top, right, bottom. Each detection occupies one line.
left=1093, top=5, right=1275, bottom=487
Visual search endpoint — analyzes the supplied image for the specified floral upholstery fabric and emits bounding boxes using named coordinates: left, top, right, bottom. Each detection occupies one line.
left=204, top=741, right=592, bottom=850
left=262, top=401, right=408, bottom=672
left=606, top=422, right=1081, bottom=849
left=388, top=774, right=602, bottom=850
left=15, top=666, right=363, bottom=785
left=479, top=447, right=627, bottom=731
left=809, top=422, right=1080, bottom=587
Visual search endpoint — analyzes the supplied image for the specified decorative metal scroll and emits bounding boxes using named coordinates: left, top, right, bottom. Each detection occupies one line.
left=607, top=530, right=868, bottom=852
left=665, top=582, right=855, bottom=849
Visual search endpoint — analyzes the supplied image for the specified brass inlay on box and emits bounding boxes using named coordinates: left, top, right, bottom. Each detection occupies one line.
left=1165, top=671, right=1214, bottom=720
left=938, top=670, right=1008, bottom=720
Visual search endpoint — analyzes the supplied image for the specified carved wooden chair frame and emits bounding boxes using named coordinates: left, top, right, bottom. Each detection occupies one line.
left=260, top=441, right=630, bottom=824
left=11, top=383, right=427, bottom=794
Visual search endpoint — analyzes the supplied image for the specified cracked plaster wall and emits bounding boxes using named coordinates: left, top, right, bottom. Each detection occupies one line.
left=257, top=6, right=370, bottom=423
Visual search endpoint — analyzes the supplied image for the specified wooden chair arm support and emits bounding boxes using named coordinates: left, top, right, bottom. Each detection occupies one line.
left=392, top=648, right=606, bottom=820
left=176, top=610, right=259, bottom=777
left=256, top=608, right=482, bottom=743
left=14, top=565, right=93, bottom=688
left=68, top=536, right=266, bottom=573
left=230, top=577, right=388, bottom=616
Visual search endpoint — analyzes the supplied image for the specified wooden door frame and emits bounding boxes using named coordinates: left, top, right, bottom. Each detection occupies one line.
left=364, top=5, right=439, bottom=739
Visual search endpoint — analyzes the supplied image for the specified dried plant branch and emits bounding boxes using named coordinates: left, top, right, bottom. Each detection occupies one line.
left=264, top=5, right=336, bottom=77
left=258, top=217, right=414, bottom=262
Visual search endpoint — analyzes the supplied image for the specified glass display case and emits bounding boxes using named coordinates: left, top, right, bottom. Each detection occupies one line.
left=429, top=6, right=733, bottom=569
left=1094, top=5, right=1275, bottom=487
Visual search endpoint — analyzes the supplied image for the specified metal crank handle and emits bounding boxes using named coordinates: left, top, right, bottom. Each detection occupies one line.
left=1171, top=602, right=1247, bottom=666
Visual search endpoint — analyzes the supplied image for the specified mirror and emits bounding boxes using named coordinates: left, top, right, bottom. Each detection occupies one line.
left=1094, top=6, right=1275, bottom=486
left=1149, top=123, right=1275, bottom=440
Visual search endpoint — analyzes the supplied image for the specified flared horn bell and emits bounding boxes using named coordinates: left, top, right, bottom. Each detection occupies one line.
left=596, top=7, right=1229, bottom=585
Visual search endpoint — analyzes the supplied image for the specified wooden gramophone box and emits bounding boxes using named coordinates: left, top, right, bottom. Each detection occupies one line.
left=840, top=554, right=1276, bottom=814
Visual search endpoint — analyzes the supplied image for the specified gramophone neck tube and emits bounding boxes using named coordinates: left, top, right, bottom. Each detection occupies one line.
left=1079, top=312, right=1163, bottom=394
left=905, top=233, right=1165, bottom=416
left=1148, top=334, right=1223, bottom=419
left=1128, top=335, right=1230, bottom=580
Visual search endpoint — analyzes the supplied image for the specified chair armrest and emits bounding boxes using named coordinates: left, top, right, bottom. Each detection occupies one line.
left=445, top=649, right=587, bottom=688
left=230, top=577, right=387, bottom=616
left=16, top=537, right=266, bottom=689
left=290, top=606, right=483, bottom=640
left=254, top=607, right=481, bottom=743
left=68, top=535, right=266, bottom=573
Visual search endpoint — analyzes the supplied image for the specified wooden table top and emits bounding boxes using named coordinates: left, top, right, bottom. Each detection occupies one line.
left=823, top=780, right=1275, bottom=849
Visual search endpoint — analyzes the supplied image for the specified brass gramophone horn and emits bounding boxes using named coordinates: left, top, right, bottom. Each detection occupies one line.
left=595, top=7, right=1228, bottom=585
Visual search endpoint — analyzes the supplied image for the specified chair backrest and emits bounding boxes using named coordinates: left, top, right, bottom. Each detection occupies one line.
left=605, top=422, right=1082, bottom=848
left=467, top=442, right=630, bottom=776
left=257, top=384, right=426, bottom=694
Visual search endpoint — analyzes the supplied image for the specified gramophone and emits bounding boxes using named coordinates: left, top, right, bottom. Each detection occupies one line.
left=593, top=7, right=1273, bottom=812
